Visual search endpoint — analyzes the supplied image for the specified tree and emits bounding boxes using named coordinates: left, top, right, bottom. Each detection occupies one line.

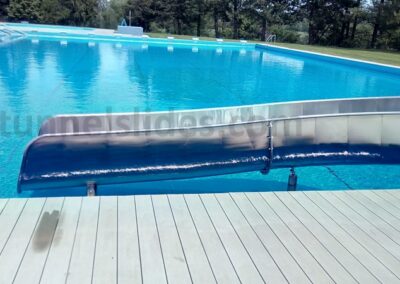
left=243, top=0, right=299, bottom=41
left=350, top=0, right=362, bottom=40
left=126, top=0, right=154, bottom=31
left=98, top=0, right=127, bottom=28
left=67, top=0, right=99, bottom=26
left=301, top=0, right=359, bottom=45
left=370, top=0, right=400, bottom=48
left=0, top=0, right=9, bottom=18
left=230, top=0, right=242, bottom=38
left=40, top=0, right=71, bottom=24
left=209, top=0, right=229, bottom=37
left=7, top=0, right=41, bottom=22
left=194, top=0, right=206, bottom=36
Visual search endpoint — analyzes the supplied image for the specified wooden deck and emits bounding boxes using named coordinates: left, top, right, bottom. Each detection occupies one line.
left=1, top=190, right=400, bottom=283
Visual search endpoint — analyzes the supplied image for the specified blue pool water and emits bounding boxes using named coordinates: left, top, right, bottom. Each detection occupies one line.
left=0, top=36, right=400, bottom=197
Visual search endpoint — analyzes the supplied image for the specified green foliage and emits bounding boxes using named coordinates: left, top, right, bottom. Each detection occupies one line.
left=0, top=0, right=10, bottom=17
left=97, top=0, right=127, bottom=28
left=1, top=0, right=399, bottom=50
left=270, top=25, right=300, bottom=43
left=69, top=0, right=98, bottom=26
left=7, top=0, right=41, bottom=22
left=40, top=0, right=70, bottom=24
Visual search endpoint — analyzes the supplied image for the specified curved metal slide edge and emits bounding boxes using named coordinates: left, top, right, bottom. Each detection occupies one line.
left=39, top=97, right=400, bottom=135
left=18, top=112, right=400, bottom=192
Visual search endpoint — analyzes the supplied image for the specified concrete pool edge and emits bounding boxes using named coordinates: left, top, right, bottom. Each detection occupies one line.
left=3, top=22, right=399, bottom=72
left=256, top=43, right=400, bottom=75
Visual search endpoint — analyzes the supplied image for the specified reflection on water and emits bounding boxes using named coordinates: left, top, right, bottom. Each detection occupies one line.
left=0, top=39, right=399, bottom=197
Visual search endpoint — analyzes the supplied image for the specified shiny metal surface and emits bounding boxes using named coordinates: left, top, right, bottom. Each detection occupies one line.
left=19, top=98, right=400, bottom=192
left=39, top=97, right=400, bottom=135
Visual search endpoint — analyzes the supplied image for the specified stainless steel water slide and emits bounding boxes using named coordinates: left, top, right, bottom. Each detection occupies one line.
left=18, top=97, right=400, bottom=192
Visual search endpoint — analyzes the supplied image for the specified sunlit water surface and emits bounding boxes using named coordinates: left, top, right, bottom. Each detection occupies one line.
left=0, top=39, right=399, bottom=197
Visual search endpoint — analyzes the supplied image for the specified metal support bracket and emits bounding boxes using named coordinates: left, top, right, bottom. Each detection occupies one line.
left=87, top=181, right=97, bottom=196
left=287, top=167, right=297, bottom=191
left=261, top=121, right=273, bottom=175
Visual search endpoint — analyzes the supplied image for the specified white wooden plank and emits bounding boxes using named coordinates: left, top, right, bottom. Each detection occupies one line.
left=386, top=190, right=400, bottom=203
left=117, top=196, right=141, bottom=284
left=332, top=191, right=400, bottom=247
left=152, top=195, right=192, bottom=284
left=304, top=191, right=400, bottom=278
left=40, top=197, right=83, bottom=284
left=317, top=191, right=400, bottom=254
left=288, top=191, right=398, bottom=283
left=92, top=196, right=118, bottom=284
left=263, top=191, right=356, bottom=283
left=360, top=191, right=400, bottom=218
left=66, top=197, right=100, bottom=284
left=0, top=199, right=27, bottom=252
left=374, top=191, right=400, bottom=210
left=183, top=194, right=239, bottom=284
left=270, top=192, right=362, bottom=283
left=246, top=192, right=333, bottom=283
left=135, top=195, right=167, bottom=284
left=230, top=193, right=310, bottom=284
left=344, top=191, right=400, bottom=232
left=200, top=194, right=264, bottom=284
left=13, top=198, right=65, bottom=284
left=0, top=198, right=46, bottom=284
left=0, top=199, right=8, bottom=215
left=167, top=195, right=218, bottom=283
left=216, top=193, right=287, bottom=283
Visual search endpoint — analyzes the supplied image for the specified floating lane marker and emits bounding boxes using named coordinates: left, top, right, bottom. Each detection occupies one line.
left=192, top=47, right=199, bottom=53
left=167, top=45, right=174, bottom=52
left=60, top=40, right=68, bottom=46
left=31, top=39, right=39, bottom=44
left=88, top=42, right=96, bottom=47
left=216, top=47, right=223, bottom=54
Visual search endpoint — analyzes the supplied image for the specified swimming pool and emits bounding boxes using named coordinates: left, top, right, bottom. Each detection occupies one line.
left=0, top=33, right=399, bottom=197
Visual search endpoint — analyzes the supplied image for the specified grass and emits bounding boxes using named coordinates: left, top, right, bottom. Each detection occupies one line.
left=145, top=32, right=400, bottom=67
left=272, top=42, right=400, bottom=67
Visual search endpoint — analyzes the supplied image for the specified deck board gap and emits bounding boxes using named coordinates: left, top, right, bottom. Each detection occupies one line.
left=64, top=197, right=84, bottom=284
left=213, top=194, right=267, bottom=283
left=150, top=196, right=169, bottom=284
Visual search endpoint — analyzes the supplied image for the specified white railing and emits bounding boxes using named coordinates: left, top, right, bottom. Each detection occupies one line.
left=266, top=34, right=276, bottom=43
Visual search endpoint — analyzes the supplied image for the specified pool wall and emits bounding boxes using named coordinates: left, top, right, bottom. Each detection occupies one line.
left=256, top=44, right=400, bottom=75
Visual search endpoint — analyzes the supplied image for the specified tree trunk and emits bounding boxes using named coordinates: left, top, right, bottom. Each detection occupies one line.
left=370, top=0, right=384, bottom=48
left=338, top=21, right=346, bottom=45
left=308, top=1, right=317, bottom=44
left=345, top=21, right=350, bottom=39
left=177, top=19, right=182, bottom=35
left=213, top=9, right=219, bottom=38
left=261, top=17, right=267, bottom=41
left=196, top=14, right=201, bottom=36
left=232, top=0, right=239, bottom=39
left=351, top=16, right=358, bottom=40
left=351, top=0, right=361, bottom=40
